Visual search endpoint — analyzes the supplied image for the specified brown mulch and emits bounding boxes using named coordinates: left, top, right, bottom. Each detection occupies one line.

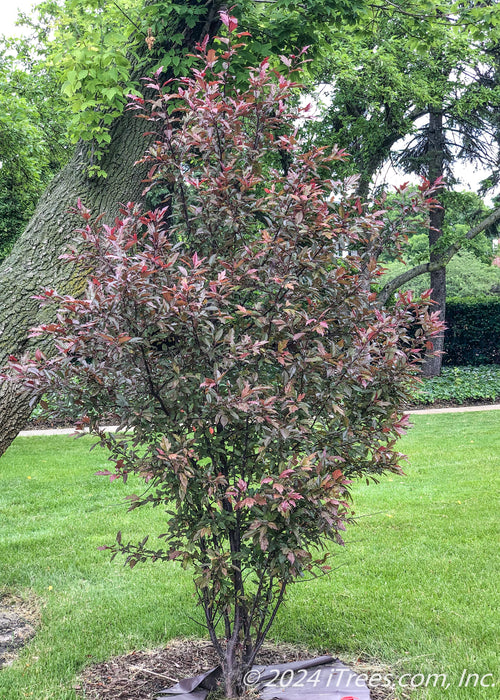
left=76, top=638, right=412, bottom=700
left=25, top=414, right=121, bottom=431
left=25, top=418, right=78, bottom=430
left=0, top=592, right=41, bottom=668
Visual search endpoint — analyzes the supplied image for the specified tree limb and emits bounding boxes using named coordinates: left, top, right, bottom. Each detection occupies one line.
left=377, top=205, right=500, bottom=304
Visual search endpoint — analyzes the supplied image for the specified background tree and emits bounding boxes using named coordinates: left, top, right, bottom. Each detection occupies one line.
left=384, top=250, right=500, bottom=298
left=0, top=35, right=70, bottom=262
left=3, top=0, right=497, bottom=452
left=306, top=1, right=500, bottom=374
left=0, top=0, right=373, bottom=457
left=7, top=25, right=442, bottom=696
left=0, top=0, right=227, bottom=456
left=380, top=190, right=497, bottom=266
left=380, top=189, right=500, bottom=298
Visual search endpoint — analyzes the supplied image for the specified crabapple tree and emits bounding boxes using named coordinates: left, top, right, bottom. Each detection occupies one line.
left=7, top=14, right=442, bottom=698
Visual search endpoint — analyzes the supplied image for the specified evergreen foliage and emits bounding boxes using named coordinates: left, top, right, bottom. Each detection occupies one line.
left=444, top=296, right=500, bottom=365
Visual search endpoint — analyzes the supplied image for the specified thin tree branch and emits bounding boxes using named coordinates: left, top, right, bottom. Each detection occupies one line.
left=109, top=0, right=145, bottom=36
left=377, top=205, right=500, bottom=304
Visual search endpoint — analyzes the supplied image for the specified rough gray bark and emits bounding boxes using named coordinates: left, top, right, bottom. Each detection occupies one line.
left=0, top=105, right=151, bottom=455
left=421, top=107, right=446, bottom=377
left=0, top=1, right=224, bottom=457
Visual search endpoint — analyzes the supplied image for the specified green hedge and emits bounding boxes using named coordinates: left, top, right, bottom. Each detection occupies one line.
left=444, top=296, right=500, bottom=366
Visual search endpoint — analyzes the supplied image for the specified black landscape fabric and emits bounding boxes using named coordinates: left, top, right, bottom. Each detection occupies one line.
left=156, top=655, right=371, bottom=699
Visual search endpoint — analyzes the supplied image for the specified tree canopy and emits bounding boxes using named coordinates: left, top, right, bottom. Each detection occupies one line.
left=6, top=25, right=442, bottom=695
left=1, top=0, right=500, bottom=455
left=0, top=34, right=69, bottom=261
left=303, top=0, right=500, bottom=373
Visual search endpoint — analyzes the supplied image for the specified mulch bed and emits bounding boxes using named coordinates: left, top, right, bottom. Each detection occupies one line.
left=25, top=414, right=121, bottom=431
left=76, top=639, right=411, bottom=700
left=0, top=602, right=411, bottom=700
left=0, top=592, right=41, bottom=669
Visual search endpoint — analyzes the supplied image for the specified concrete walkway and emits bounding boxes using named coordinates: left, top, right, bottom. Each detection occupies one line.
left=408, top=404, right=500, bottom=415
left=18, top=425, right=119, bottom=437
left=17, top=404, right=500, bottom=437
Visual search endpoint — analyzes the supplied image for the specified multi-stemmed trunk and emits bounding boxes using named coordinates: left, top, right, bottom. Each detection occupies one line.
left=200, top=511, right=286, bottom=698
left=210, top=592, right=286, bottom=699
left=198, top=498, right=286, bottom=699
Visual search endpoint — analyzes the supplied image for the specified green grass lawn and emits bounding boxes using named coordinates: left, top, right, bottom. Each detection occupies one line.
left=0, top=413, right=498, bottom=699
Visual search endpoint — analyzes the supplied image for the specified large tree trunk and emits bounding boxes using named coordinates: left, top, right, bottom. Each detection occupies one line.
left=422, top=106, right=446, bottom=377
left=0, top=1, right=223, bottom=457
left=0, top=104, right=150, bottom=455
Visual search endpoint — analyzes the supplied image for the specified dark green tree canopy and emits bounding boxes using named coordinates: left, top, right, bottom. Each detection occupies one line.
left=0, top=37, right=70, bottom=262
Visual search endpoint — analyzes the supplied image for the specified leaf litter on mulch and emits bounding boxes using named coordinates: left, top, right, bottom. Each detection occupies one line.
left=77, top=638, right=414, bottom=700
